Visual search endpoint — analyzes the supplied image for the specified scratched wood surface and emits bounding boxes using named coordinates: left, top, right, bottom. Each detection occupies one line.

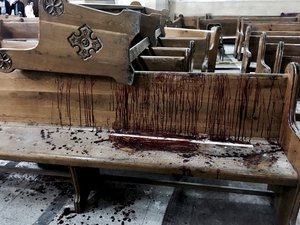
left=0, top=123, right=296, bottom=186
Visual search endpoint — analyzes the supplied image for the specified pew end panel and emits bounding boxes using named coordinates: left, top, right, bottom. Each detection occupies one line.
left=278, top=63, right=300, bottom=225
left=255, top=32, right=285, bottom=73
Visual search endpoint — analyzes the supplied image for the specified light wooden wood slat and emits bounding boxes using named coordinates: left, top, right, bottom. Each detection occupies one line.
left=234, top=16, right=299, bottom=58
left=0, top=70, right=287, bottom=140
left=255, top=33, right=284, bottom=73
left=164, top=26, right=221, bottom=72
left=0, top=123, right=296, bottom=187
left=158, top=37, right=210, bottom=70
left=242, top=28, right=300, bottom=73
left=236, top=21, right=300, bottom=60
left=138, top=55, right=188, bottom=71
left=150, top=47, right=190, bottom=56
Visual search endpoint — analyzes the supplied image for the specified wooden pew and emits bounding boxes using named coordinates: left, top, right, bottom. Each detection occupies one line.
left=234, top=19, right=300, bottom=59
left=241, top=27, right=300, bottom=72
left=167, top=14, right=238, bottom=44
left=233, top=16, right=299, bottom=58
left=164, top=26, right=221, bottom=72
left=256, top=36, right=300, bottom=73
left=137, top=55, right=190, bottom=71
left=129, top=36, right=195, bottom=72
left=158, top=36, right=210, bottom=71
left=139, top=46, right=194, bottom=72
left=255, top=33, right=283, bottom=73
left=1, top=2, right=300, bottom=224
left=198, top=15, right=239, bottom=43
left=0, top=63, right=299, bottom=225
left=279, top=46, right=300, bottom=73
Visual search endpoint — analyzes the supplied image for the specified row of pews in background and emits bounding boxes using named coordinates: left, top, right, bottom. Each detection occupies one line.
left=168, top=13, right=300, bottom=122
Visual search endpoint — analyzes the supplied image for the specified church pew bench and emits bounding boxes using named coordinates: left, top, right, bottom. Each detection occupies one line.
left=164, top=26, right=221, bottom=72
left=129, top=36, right=195, bottom=72
left=0, top=63, right=299, bottom=225
left=158, top=36, right=210, bottom=70
left=241, top=27, right=300, bottom=72
left=255, top=33, right=300, bottom=73
left=233, top=16, right=299, bottom=59
left=235, top=21, right=300, bottom=60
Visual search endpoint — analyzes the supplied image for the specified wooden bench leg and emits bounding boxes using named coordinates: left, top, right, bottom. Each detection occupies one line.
left=272, top=185, right=300, bottom=225
left=69, top=166, right=100, bottom=213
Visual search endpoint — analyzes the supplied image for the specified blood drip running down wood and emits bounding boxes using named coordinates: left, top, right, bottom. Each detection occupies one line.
left=113, top=73, right=285, bottom=143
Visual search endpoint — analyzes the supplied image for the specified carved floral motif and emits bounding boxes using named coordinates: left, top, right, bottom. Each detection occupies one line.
left=68, top=24, right=102, bottom=61
left=43, top=0, right=64, bottom=16
left=0, top=52, right=12, bottom=71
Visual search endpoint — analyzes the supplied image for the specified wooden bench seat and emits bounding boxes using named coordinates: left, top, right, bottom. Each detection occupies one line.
left=0, top=63, right=300, bottom=224
left=164, top=26, right=221, bottom=72
left=234, top=16, right=300, bottom=56
left=241, top=27, right=300, bottom=72
left=0, top=123, right=296, bottom=186
left=234, top=16, right=299, bottom=58
left=168, top=14, right=238, bottom=43
left=158, top=36, right=210, bottom=70
left=256, top=36, right=300, bottom=73
left=137, top=55, right=190, bottom=71
left=235, top=21, right=300, bottom=60
left=129, top=37, right=194, bottom=72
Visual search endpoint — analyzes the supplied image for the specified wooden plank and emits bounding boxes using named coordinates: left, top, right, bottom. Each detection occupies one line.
left=0, top=123, right=296, bottom=186
left=242, top=30, right=300, bottom=73
left=158, top=37, right=210, bottom=69
left=236, top=21, right=300, bottom=59
left=150, top=47, right=190, bottom=56
left=0, top=70, right=288, bottom=141
left=255, top=33, right=284, bottom=73
left=0, top=20, right=39, bottom=39
left=138, top=55, right=188, bottom=71
left=164, top=26, right=221, bottom=72
left=129, top=37, right=150, bottom=63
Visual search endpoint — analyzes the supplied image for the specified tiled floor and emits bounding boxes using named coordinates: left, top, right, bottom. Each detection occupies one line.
left=0, top=160, right=279, bottom=225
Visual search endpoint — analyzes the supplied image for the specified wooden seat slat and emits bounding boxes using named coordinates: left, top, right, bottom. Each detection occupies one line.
left=0, top=123, right=297, bottom=186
